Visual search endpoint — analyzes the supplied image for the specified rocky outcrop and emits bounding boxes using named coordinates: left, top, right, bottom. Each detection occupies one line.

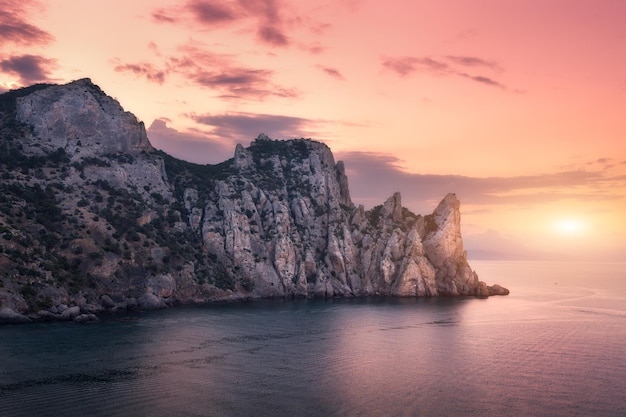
left=0, top=307, right=31, bottom=324
left=15, top=78, right=151, bottom=156
left=487, top=284, right=510, bottom=296
left=422, top=194, right=480, bottom=295
left=0, top=79, right=507, bottom=323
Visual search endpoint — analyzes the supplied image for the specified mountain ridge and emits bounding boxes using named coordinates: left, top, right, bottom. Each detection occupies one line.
left=0, top=78, right=507, bottom=324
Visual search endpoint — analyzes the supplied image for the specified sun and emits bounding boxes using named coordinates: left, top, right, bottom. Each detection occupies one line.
left=554, top=218, right=586, bottom=235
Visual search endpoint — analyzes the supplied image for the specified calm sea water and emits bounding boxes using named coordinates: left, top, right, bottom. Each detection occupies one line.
left=1, top=261, right=625, bottom=417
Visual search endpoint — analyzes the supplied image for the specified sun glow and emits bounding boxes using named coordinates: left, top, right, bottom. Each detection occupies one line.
left=554, top=218, right=586, bottom=235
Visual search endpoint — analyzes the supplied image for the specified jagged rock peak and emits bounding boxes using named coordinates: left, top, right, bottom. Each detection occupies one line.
left=14, top=78, right=152, bottom=157
left=435, top=193, right=461, bottom=216
left=423, top=193, right=465, bottom=268
left=234, top=143, right=253, bottom=170
left=382, top=192, right=403, bottom=223
left=335, top=161, right=352, bottom=208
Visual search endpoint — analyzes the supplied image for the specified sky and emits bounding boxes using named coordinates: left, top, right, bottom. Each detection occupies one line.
left=1, top=0, right=625, bottom=261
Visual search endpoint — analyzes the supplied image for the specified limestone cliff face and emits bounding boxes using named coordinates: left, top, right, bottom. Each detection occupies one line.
left=16, top=78, right=151, bottom=156
left=191, top=139, right=480, bottom=299
left=0, top=80, right=507, bottom=323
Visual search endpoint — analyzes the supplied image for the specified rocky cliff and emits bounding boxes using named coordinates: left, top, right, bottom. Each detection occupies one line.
left=0, top=79, right=507, bottom=323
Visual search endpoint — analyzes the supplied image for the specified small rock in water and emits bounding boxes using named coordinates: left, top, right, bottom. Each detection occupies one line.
left=488, top=284, right=510, bottom=296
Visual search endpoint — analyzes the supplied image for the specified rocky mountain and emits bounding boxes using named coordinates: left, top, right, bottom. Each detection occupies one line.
left=0, top=79, right=507, bottom=324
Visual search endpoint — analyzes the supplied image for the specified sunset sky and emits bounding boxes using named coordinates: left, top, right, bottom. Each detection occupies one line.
left=1, top=0, right=625, bottom=260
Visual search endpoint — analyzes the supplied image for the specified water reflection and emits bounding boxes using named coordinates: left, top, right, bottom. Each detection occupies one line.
left=321, top=298, right=476, bottom=416
left=98, top=300, right=348, bottom=417
left=0, top=316, right=161, bottom=416
left=2, top=264, right=625, bottom=417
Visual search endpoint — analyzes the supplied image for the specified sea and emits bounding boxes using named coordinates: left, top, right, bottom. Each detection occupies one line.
left=0, top=261, right=625, bottom=417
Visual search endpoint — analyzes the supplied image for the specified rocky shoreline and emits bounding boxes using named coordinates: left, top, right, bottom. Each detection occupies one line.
left=0, top=284, right=510, bottom=325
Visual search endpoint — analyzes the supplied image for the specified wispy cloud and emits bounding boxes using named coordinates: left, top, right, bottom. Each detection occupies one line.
left=257, top=24, right=289, bottom=46
left=337, top=151, right=625, bottom=213
left=301, top=42, right=326, bottom=54
left=148, top=113, right=329, bottom=164
left=458, top=73, right=505, bottom=88
left=147, top=119, right=236, bottom=164
left=445, top=55, right=501, bottom=70
left=0, top=0, right=53, bottom=46
left=187, top=0, right=238, bottom=24
left=151, top=0, right=341, bottom=51
left=190, top=111, right=322, bottom=141
left=113, top=43, right=298, bottom=100
left=0, top=1, right=58, bottom=87
left=112, top=61, right=166, bottom=84
left=240, top=0, right=289, bottom=46
left=382, top=54, right=506, bottom=89
left=381, top=57, right=449, bottom=77
left=152, top=0, right=292, bottom=47
left=0, top=54, right=57, bottom=85
left=318, top=65, right=344, bottom=80
left=151, top=9, right=177, bottom=24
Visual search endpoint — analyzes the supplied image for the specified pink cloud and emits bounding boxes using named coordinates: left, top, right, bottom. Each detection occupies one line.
left=152, top=0, right=290, bottom=47
left=382, top=54, right=507, bottom=89
left=459, top=73, right=505, bottom=89
left=382, top=56, right=449, bottom=77
left=445, top=55, right=501, bottom=71
left=257, top=24, right=289, bottom=46
left=113, top=61, right=166, bottom=84
left=0, top=0, right=53, bottom=46
left=151, top=0, right=336, bottom=50
left=318, top=66, right=345, bottom=80
left=113, top=43, right=298, bottom=100
left=187, top=0, right=238, bottom=24
left=151, top=8, right=178, bottom=23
